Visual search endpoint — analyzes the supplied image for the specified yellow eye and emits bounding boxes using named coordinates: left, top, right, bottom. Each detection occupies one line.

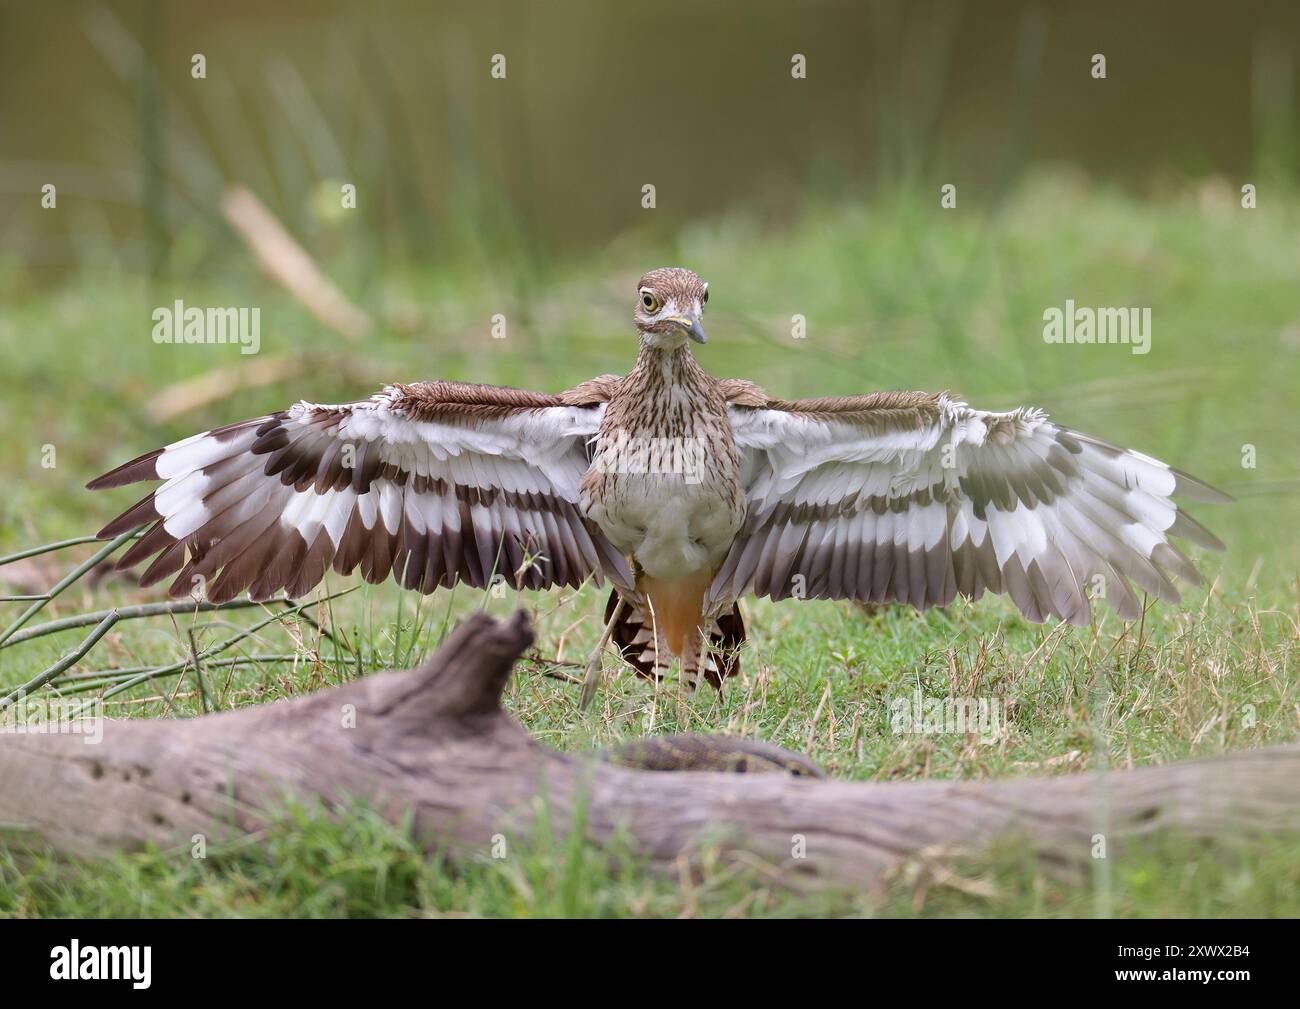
left=640, top=290, right=661, bottom=313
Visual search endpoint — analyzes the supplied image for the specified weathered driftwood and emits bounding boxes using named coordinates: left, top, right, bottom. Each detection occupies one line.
left=1, top=610, right=1297, bottom=886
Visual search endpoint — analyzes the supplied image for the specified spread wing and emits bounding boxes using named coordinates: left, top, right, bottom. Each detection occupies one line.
left=89, top=379, right=634, bottom=603
left=707, top=390, right=1230, bottom=624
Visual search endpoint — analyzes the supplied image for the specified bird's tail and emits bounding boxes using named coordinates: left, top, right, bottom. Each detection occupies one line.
left=604, top=590, right=744, bottom=690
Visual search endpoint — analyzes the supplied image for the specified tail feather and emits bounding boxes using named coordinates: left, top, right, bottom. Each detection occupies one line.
left=605, top=590, right=745, bottom=690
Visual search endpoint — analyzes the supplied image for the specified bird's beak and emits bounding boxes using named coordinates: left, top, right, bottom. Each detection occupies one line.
left=670, top=316, right=708, bottom=344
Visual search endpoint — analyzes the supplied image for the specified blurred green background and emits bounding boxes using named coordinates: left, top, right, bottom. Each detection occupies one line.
left=2, top=0, right=1298, bottom=595
left=7, top=0, right=1300, bottom=274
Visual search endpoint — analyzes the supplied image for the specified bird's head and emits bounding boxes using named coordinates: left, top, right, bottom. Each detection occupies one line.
left=633, top=267, right=708, bottom=350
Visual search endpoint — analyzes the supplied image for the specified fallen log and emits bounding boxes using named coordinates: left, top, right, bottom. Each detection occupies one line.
left=1, top=610, right=1297, bottom=886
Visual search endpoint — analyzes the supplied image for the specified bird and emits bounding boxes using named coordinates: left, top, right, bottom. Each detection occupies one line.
left=88, top=267, right=1230, bottom=706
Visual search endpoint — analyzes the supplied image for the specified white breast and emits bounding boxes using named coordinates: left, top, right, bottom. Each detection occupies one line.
left=586, top=470, right=740, bottom=580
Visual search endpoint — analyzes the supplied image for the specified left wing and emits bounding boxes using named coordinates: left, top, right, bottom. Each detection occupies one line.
left=707, top=389, right=1230, bottom=625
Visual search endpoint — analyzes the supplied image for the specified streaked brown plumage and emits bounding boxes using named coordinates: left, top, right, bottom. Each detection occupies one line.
left=89, top=267, right=1230, bottom=699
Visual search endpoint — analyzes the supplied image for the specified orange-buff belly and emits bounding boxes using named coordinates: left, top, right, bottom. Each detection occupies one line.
left=638, top=569, right=715, bottom=655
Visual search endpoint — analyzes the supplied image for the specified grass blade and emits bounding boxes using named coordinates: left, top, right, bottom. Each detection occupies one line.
left=0, top=531, right=142, bottom=569
left=66, top=586, right=358, bottom=717
left=0, top=527, right=142, bottom=649
left=0, top=598, right=267, bottom=650
left=0, top=610, right=120, bottom=710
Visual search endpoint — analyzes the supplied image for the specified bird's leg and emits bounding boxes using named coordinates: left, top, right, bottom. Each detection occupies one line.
left=680, top=627, right=706, bottom=694
left=579, top=595, right=627, bottom=710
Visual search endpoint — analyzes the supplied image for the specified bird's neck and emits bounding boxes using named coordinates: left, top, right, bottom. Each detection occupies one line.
left=632, top=340, right=698, bottom=392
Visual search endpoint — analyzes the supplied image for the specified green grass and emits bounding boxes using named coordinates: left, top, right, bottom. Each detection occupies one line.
left=1, top=173, right=1298, bottom=917
left=6, top=804, right=1300, bottom=918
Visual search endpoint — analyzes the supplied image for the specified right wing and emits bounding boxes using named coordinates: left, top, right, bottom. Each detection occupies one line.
left=88, top=379, right=634, bottom=602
